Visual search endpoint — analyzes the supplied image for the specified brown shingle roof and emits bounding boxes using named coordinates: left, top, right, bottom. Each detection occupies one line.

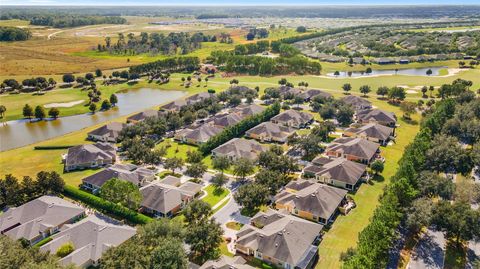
left=65, top=143, right=116, bottom=168
left=356, top=109, right=397, bottom=125
left=341, top=95, right=372, bottom=110
left=87, top=122, right=126, bottom=141
left=345, top=123, right=393, bottom=141
left=307, top=157, right=367, bottom=185
left=245, top=122, right=295, bottom=141
left=327, top=137, right=379, bottom=160
left=271, top=110, right=313, bottom=127
left=212, top=138, right=268, bottom=160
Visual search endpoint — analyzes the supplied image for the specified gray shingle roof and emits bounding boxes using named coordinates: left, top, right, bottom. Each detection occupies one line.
left=236, top=209, right=322, bottom=267
left=275, top=179, right=347, bottom=220
left=327, top=137, right=380, bottom=160
left=246, top=122, right=295, bottom=141
left=65, top=143, right=116, bottom=168
left=183, top=124, right=223, bottom=143
left=140, top=181, right=202, bottom=214
left=306, top=157, right=367, bottom=185
left=345, top=123, right=393, bottom=141
left=212, top=113, right=243, bottom=127
left=87, top=122, right=126, bottom=141
left=39, top=214, right=136, bottom=267
left=82, top=164, right=155, bottom=188
left=356, top=109, right=397, bottom=125
left=271, top=110, right=313, bottom=127
left=199, top=256, right=254, bottom=269
left=127, top=109, right=162, bottom=122
left=341, top=95, right=372, bottom=110
left=212, top=138, right=268, bottom=160
left=300, top=89, right=333, bottom=100
left=0, top=196, right=85, bottom=241
left=232, top=104, right=266, bottom=118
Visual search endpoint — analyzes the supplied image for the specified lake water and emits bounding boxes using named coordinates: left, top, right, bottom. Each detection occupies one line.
left=0, top=88, right=185, bottom=152
left=326, top=66, right=446, bottom=77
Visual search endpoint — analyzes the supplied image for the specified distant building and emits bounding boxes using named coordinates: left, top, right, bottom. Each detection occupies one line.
left=39, top=215, right=136, bottom=268
left=274, top=179, right=348, bottom=224
left=87, top=122, right=126, bottom=142
left=64, top=143, right=116, bottom=172
left=235, top=209, right=323, bottom=269
left=0, top=196, right=85, bottom=245
left=81, top=163, right=156, bottom=193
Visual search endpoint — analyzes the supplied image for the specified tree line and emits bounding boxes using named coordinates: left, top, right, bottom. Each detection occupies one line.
left=129, top=56, right=200, bottom=75
left=0, top=26, right=31, bottom=42
left=28, top=15, right=126, bottom=28
left=342, top=87, right=480, bottom=268
left=98, top=32, right=215, bottom=56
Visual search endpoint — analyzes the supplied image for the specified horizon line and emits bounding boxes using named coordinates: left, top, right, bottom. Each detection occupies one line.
left=2, top=4, right=480, bottom=7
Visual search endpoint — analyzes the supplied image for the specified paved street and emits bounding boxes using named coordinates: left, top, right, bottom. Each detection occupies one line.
left=407, top=228, right=446, bottom=269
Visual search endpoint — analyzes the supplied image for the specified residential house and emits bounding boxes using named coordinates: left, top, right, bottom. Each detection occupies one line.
left=344, top=123, right=394, bottom=145
left=175, top=124, right=223, bottom=145
left=211, top=138, right=268, bottom=161
left=340, top=95, right=372, bottom=111
left=235, top=209, right=323, bottom=269
left=87, top=122, right=126, bottom=142
left=0, top=196, right=85, bottom=245
left=271, top=110, right=314, bottom=129
left=210, top=113, right=243, bottom=128
left=274, top=179, right=348, bottom=224
left=374, top=57, right=396, bottom=65
left=356, top=109, right=397, bottom=127
left=277, top=86, right=303, bottom=99
left=127, top=109, right=163, bottom=123
left=64, top=143, right=116, bottom=172
left=161, top=99, right=188, bottom=112
left=199, top=256, right=254, bottom=269
left=232, top=104, right=266, bottom=118
left=303, top=157, right=368, bottom=191
left=186, top=92, right=215, bottom=104
left=299, top=89, right=333, bottom=102
left=325, top=137, right=380, bottom=164
left=246, top=122, right=296, bottom=143
left=139, top=178, right=202, bottom=218
left=39, top=215, right=136, bottom=268
left=81, top=163, right=156, bottom=193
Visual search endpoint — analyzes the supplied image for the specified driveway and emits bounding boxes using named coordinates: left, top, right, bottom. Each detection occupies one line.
left=407, top=228, right=446, bottom=269
left=466, top=240, right=480, bottom=269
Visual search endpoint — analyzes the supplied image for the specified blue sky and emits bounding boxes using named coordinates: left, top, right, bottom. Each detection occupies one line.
left=3, top=0, right=480, bottom=5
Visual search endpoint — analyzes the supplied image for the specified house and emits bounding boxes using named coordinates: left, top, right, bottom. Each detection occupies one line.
left=399, top=58, right=410, bottom=64
left=299, top=89, right=333, bottom=102
left=274, top=179, right=348, bottom=224
left=212, top=138, right=268, bottom=161
left=325, top=137, right=380, bottom=164
left=161, top=99, right=188, bottom=112
left=356, top=109, right=397, bottom=127
left=375, top=57, right=396, bottom=65
left=64, top=143, right=116, bottom=172
left=199, top=256, right=254, bottom=269
left=235, top=209, right=323, bottom=269
left=271, top=110, right=314, bottom=129
left=127, top=109, right=162, bottom=123
left=232, top=104, right=266, bottom=118
left=210, top=113, right=243, bottom=128
left=186, top=92, right=216, bottom=104
left=39, top=214, right=136, bottom=268
left=277, top=85, right=303, bottom=99
left=175, top=124, right=223, bottom=145
left=246, top=122, right=296, bottom=143
left=81, top=163, right=156, bottom=193
left=303, top=157, right=369, bottom=191
left=0, top=196, right=85, bottom=245
left=139, top=178, right=202, bottom=218
left=340, top=95, right=372, bottom=111
left=87, top=122, right=126, bottom=142
left=344, top=123, right=394, bottom=145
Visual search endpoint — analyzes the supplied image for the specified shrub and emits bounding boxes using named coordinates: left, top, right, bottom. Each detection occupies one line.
left=56, top=242, right=74, bottom=258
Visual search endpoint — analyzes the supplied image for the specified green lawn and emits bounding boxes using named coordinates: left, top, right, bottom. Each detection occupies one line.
left=316, top=101, right=421, bottom=268
left=226, top=221, right=244, bottom=231
left=201, top=184, right=230, bottom=208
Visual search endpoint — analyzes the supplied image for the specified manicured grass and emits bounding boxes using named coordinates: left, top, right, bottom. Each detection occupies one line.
left=225, top=221, right=244, bottom=231
left=201, top=184, right=230, bottom=208
left=316, top=102, right=421, bottom=268
left=219, top=239, right=234, bottom=257
left=444, top=241, right=467, bottom=269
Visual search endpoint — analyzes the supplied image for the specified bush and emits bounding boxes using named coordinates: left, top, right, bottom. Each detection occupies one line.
left=63, top=185, right=152, bottom=225
left=56, top=242, right=74, bottom=258
left=34, top=145, right=77, bottom=150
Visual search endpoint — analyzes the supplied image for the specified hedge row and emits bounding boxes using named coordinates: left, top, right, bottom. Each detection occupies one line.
left=34, top=145, right=77, bottom=150
left=343, top=99, right=456, bottom=268
left=63, top=185, right=152, bottom=225
left=198, top=102, right=281, bottom=155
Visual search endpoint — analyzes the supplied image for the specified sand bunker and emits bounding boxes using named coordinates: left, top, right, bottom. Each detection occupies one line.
left=44, top=100, right=84, bottom=108
left=406, top=90, right=418, bottom=94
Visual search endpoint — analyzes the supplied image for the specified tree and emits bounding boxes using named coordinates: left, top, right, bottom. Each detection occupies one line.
left=359, top=85, right=371, bottom=96
left=56, top=242, right=75, bottom=257
left=311, top=121, right=335, bottom=141
left=370, top=160, right=384, bottom=175
left=22, top=104, right=33, bottom=119
left=0, top=174, right=22, bottom=206
left=399, top=101, right=416, bottom=120
left=319, top=103, right=336, bottom=119
left=342, top=83, right=351, bottom=94
left=110, top=94, right=118, bottom=106
left=234, top=183, right=269, bottom=212
left=421, top=86, right=428, bottom=97
left=292, top=134, right=324, bottom=161
left=185, top=162, right=207, bottom=179
left=101, top=100, right=112, bottom=110
left=211, top=173, right=228, bottom=189
left=0, top=105, right=6, bottom=119
left=233, top=157, right=254, bottom=180
left=100, top=178, right=143, bottom=210
left=185, top=219, right=223, bottom=264
left=417, top=171, right=455, bottom=200
left=48, top=107, right=60, bottom=119
left=388, top=87, right=406, bottom=103
left=164, top=157, right=184, bottom=173
left=296, top=26, right=307, bottom=33
left=85, top=73, right=94, bottom=81
left=35, top=171, right=65, bottom=195
left=184, top=200, right=212, bottom=225
left=95, top=69, right=102, bottom=77
left=212, top=156, right=231, bottom=174
left=255, top=169, right=289, bottom=195
left=406, top=198, right=433, bottom=233
left=34, top=105, right=46, bottom=120
left=186, top=150, right=204, bottom=164
left=89, top=103, right=97, bottom=114
left=376, top=86, right=389, bottom=98
left=432, top=201, right=480, bottom=245
left=62, top=73, right=75, bottom=85
left=425, top=134, right=473, bottom=175
left=426, top=69, right=432, bottom=76
left=336, top=105, right=354, bottom=126
left=150, top=239, right=188, bottom=269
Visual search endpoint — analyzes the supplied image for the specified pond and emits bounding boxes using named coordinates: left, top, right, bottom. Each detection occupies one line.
left=0, top=88, right=185, bottom=152
left=326, top=66, right=446, bottom=77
